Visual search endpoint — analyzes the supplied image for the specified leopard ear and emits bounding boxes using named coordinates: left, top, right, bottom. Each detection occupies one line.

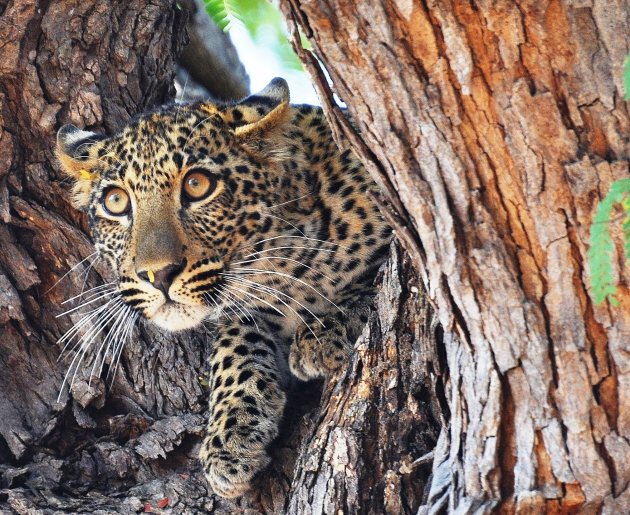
left=56, top=124, right=105, bottom=177
left=56, top=124, right=106, bottom=208
left=232, top=78, right=291, bottom=139
left=238, top=77, right=290, bottom=109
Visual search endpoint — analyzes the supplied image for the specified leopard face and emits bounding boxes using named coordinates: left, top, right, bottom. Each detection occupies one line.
left=57, top=81, right=292, bottom=331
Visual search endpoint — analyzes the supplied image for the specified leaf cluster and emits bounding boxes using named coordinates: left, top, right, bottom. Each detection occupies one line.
left=205, top=0, right=303, bottom=71
left=588, top=178, right=630, bottom=306
left=624, top=54, right=630, bottom=101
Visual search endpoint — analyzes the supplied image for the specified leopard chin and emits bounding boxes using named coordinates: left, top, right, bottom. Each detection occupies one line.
left=147, top=301, right=211, bottom=331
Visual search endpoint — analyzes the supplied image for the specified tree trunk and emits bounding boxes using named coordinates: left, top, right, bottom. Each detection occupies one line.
left=176, top=0, right=250, bottom=101
left=0, top=0, right=251, bottom=512
left=0, top=0, right=442, bottom=513
left=280, top=0, right=630, bottom=512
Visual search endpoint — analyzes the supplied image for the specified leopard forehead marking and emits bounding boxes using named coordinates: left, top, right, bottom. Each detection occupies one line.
left=101, top=112, right=226, bottom=192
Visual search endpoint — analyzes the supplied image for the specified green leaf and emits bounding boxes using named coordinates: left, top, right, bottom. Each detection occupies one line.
left=588, top=178, right=630, bottom=306
left=205, top=0, right=243, bottom=32
left=623, top=206, right=630, bottom=263
left=204, top=0, right=303, bottom=71
left=624, top=54, right=630, bottom=101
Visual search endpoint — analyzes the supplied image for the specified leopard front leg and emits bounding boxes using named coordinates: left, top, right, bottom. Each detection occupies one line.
left=200, top=322, right=286, bottom=498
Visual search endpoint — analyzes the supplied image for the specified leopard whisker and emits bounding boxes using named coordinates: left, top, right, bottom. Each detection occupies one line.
left=228, top=253, right=336, bottom=333
left=215, top=289, right=245, bottom=323
left=98, top=305, right=131, bottom=381
left=219, top=287, right=260, bottom=331
left=244, top=249, right=283, bottom=297
left=76, top=255, right=101, bottom=301
left=61, top=282, right=116, bottom=305
left=175, top=73, right=190, bottom=121
left=226, top=267, right=343, bottom=313
left=56, top=289, right=118, bottom=318
left=57, top=297, right=124, bottom=401
left=242, top=234, right=352, bottom=252
left=64, top=298, right=124, bottom=363
left=107, top=311, right=139, bottom=385
left=224, top=277, right=323, bottom=346
left=90, top=304, right=131, bottom=387
left=66, top=299, right=126, bottom=392
left=242, top=246, right=337, bottom=260
left=223, top=275, right=326, bottom=328
left=105, top=306, right=136, bottom=382
left=201, top=321, right=219, bottom=331
left=232, top=255, right=335, bottom=282
left=262, top=213, right=305, bottom=237
left=204, top=292, right=232, bottom=322
left=45, top=251, right=99, bottom=294
left=246, top=241, right=372, bottom=262
left=57, top=296, right=120, bottom=356
left=265, top=192, right=312, bottom=210
left=216, top=287, right=247, bottom=322
left=229, top=234, right=347, bottom=259
left=221, top=282, right=286, bottom=319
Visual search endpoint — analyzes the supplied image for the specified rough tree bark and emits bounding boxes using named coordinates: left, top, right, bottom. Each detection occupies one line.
left=0, top=0, right=441, bottom=513
left=280, top=0, right=630, bottom=513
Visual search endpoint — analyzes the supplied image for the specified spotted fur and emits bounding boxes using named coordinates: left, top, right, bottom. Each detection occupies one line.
left=56, top=78, right=391, bottom=498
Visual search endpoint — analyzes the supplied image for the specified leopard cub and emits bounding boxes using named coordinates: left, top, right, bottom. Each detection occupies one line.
left=57, top=78, right=391, bottom=498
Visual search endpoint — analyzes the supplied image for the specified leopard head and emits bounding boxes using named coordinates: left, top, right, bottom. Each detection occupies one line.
left=56, top=79, right=293, bottom=331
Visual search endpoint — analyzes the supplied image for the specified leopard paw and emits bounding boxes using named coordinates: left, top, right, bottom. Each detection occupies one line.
left=289, top=329, right=351, bottom=380
left=288, top=342, right=315, bottom=381
left=200, top=444, right=270, bottom=498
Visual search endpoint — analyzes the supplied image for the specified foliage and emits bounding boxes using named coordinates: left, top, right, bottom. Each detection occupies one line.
left=624, top=54, right=630, bottom=101
left=587, top=53, right=630, bottom=306
left=588, top=178, right=630, bottom=306
left=205, top=0, right=303, bottom=71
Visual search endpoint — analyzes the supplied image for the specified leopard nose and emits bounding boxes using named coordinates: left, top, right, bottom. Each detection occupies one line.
left=137, top=260, right=186, bottom=297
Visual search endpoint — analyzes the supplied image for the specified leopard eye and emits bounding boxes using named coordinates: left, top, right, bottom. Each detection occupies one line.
left=182, top=169, right=215, bottom=202
left=102, top=187, right=130, bottom=216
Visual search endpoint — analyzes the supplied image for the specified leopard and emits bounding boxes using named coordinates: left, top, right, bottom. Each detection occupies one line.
left=56, top=78, right=391, bottom=498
